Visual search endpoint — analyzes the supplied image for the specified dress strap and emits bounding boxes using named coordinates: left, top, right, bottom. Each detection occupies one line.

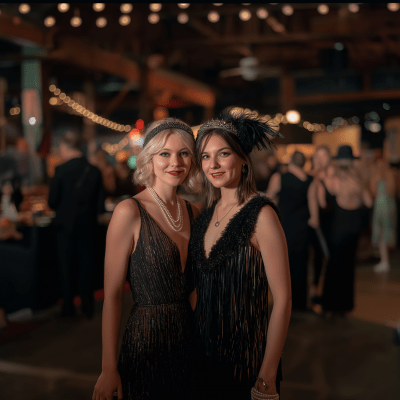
left=185, top=200, right=195, bottom=228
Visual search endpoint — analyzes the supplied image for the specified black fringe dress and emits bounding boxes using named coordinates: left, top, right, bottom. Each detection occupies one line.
left=117, top=198, right=194, bottom=400
left=189, top=195, right=282, bottom=399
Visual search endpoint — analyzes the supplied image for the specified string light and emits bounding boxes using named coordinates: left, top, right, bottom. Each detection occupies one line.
left=120, top=3, right=133, bottom=13
left=119, top=15, right=131, bottom=26
left=96, top=17, right=107, bottom=27
left=49, top=85, right=132, bottom=132
left=19, top=4, right=30, bottom=14
left=29, top=117, right=36, bottom=126
left=57, top=3, right=70, bottom=13
left=44, top=16, right=56, bottom=27
left=213, top=3, right=223, bottom=6
left=317, top=4, right=329, bottom=14
left=178, top=13, right=189, bottom=23
left=239, top=9, right=252, bottom=21
left=149, top=3, right=162, bottom=12
left=282, top=5, right=294, bottom=16
left=348, top=3, right=359, bottom=13
left=256, top=8, right=268, bottom=19
left=387, top=3, right=400, bottom=12
left=178, top=3, right=190, bottom=9
left=208, top=11, right=220, bottom=22
left=93, top=3, right=105, bottom=12
left=148, top=13, right=160, bottom=23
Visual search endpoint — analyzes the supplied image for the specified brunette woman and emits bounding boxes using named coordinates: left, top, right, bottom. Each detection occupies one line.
left=189, top=109, right=291, bottom=400
left=93, top=118, right=198, bottom=400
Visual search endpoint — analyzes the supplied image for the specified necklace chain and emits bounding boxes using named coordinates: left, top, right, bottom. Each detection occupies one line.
left=215, top=201, right=237, bottom=227
left=146, top=186, right=183, bottom=232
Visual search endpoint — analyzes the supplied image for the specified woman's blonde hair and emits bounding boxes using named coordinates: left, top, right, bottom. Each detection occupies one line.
left=134, top=117, right=197, bottom=190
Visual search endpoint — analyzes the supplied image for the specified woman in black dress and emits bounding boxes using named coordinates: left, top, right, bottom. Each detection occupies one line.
left=93, top=118, right=199, bottom=400
left=320, top=145, right=372, bottom=315
left=189, top=109, right=291, bottom=400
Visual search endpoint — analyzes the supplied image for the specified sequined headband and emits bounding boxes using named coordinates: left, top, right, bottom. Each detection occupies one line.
left=197, top=119, right=238, bottom=140
left=143, top=122, right=194, bottom=147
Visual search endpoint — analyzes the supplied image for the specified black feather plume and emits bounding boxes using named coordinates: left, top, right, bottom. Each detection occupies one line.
left=219, top=107, right=284, bottom=154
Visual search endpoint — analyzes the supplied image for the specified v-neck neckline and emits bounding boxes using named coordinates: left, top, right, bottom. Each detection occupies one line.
left=135, top=198, right=190, bottom=274
left=202, top=195, right=259, bottom=261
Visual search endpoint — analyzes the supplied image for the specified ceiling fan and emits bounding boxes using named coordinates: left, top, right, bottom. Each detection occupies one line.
left=219, top=57, right=281, bottom=81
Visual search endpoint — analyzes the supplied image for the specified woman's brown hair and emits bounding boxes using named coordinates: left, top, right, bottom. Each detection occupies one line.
left=195, top=128, right=257, bottom=207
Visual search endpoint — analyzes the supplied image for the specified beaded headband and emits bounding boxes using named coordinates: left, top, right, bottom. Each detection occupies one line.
left=197, top=118, right=238, bottom=138
left=143, top=122, right=194, bottom=148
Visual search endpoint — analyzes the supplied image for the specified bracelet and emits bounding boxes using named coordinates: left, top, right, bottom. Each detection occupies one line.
left=251, top=387, right=279, bottom=400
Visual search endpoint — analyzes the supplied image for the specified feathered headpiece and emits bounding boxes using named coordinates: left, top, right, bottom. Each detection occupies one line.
left=196, top=107, right=283, bottom=154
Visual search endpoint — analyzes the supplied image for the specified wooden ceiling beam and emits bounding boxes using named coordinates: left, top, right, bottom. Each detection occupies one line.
left=0, top=13, right=215, bottom=109
left=295, top=89, right=400, bottom=105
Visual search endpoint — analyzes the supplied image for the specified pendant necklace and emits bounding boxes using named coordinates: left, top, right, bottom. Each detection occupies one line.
left=215, top=201, right=237, bottom=227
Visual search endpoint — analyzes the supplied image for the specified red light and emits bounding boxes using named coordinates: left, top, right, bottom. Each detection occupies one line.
left=136, top=119, right=144, bottom=130
left=129, top=128, right=140, bottom=137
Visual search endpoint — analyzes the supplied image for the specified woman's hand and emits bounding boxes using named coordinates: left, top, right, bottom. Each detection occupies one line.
left=308, top=216, right=319, bottom=228
left=254, top=377, right=278, bottom=395
left=92, top=369, right=122, bottom=400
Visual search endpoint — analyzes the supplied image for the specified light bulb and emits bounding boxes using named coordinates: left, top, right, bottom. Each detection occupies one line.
left=70, top=16, right=82, bottom=27
left=317, top=4, right=329, bottom=14
left=256, top=8, right=268, bottom=19
left=119, top=15, right=131, bottom=26
left=286, top=110, right=300, bottom=124
left=19, top=4, right=30, bottom=14
left=178, top=13, right=189, bottom=23
left=148, top=13, right=160, bottom=24
left=348, top=3, right=359, bottom=13
left=388, top=3, right=400, bottom=12
left=58, top=3, right=70, bottom=13
left=208, top=11, right=220, bottom=22
left=282, top=5, right=293, bottom=16
left=239, top=9, right=251, bottom=21
left=96, top=17, right=107, bottom=27
left=93, top=3, right=105, bottom=12
left=120, top=3, right=133, bottom=13
left=178, top=3, right=190, bottom=9
left=44, top=16, right=56, bottom=27
left=149, top=3, right=162, bottom=12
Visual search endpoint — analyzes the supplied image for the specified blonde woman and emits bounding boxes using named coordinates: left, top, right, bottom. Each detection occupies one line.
left=93, top=118, right=199, bottom=400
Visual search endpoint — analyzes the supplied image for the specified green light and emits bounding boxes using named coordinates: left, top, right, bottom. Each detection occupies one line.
left=127, top=156, right=137, bottom=169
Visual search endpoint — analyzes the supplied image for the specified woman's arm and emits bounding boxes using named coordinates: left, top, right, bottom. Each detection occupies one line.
left=265, top=172, right=281, bottom=204
left=253, top=205, right=292, bottom=395
left=307, top=180, right=321, bottom=228
left=93, top=199, right=139, bottom=400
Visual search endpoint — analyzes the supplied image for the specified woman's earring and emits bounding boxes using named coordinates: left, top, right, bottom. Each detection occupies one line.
left=242, top=164, right=247, bottom=173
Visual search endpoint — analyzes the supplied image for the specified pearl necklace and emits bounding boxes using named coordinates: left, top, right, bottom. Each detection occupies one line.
left=146, top=186, right=183, bottom=232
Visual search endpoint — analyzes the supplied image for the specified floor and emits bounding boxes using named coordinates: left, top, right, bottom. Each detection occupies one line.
left=0, top=252, right=399, bottom=400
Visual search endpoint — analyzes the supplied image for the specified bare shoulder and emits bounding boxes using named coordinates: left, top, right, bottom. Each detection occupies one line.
left=111, top=198, right=140, bottom=226
left=256, top=204, right=280, bottom=229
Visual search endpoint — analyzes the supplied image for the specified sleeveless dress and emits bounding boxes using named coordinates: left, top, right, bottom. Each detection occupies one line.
left=117, top=198, right=194, bottom=400
left=188, top=195, right=282, bottom=399
left=372, top=180, right=397, bottom=247
left=322, top=199, right=368, bottom=313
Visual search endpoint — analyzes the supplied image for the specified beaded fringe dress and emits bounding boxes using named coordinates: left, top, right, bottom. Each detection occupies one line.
left=189, top=195, right=282, bottom=386
left=118, top=198, right=194, bottom=400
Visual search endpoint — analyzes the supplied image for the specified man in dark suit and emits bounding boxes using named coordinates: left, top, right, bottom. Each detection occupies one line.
left=48, top=132, right=105, bottom=318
